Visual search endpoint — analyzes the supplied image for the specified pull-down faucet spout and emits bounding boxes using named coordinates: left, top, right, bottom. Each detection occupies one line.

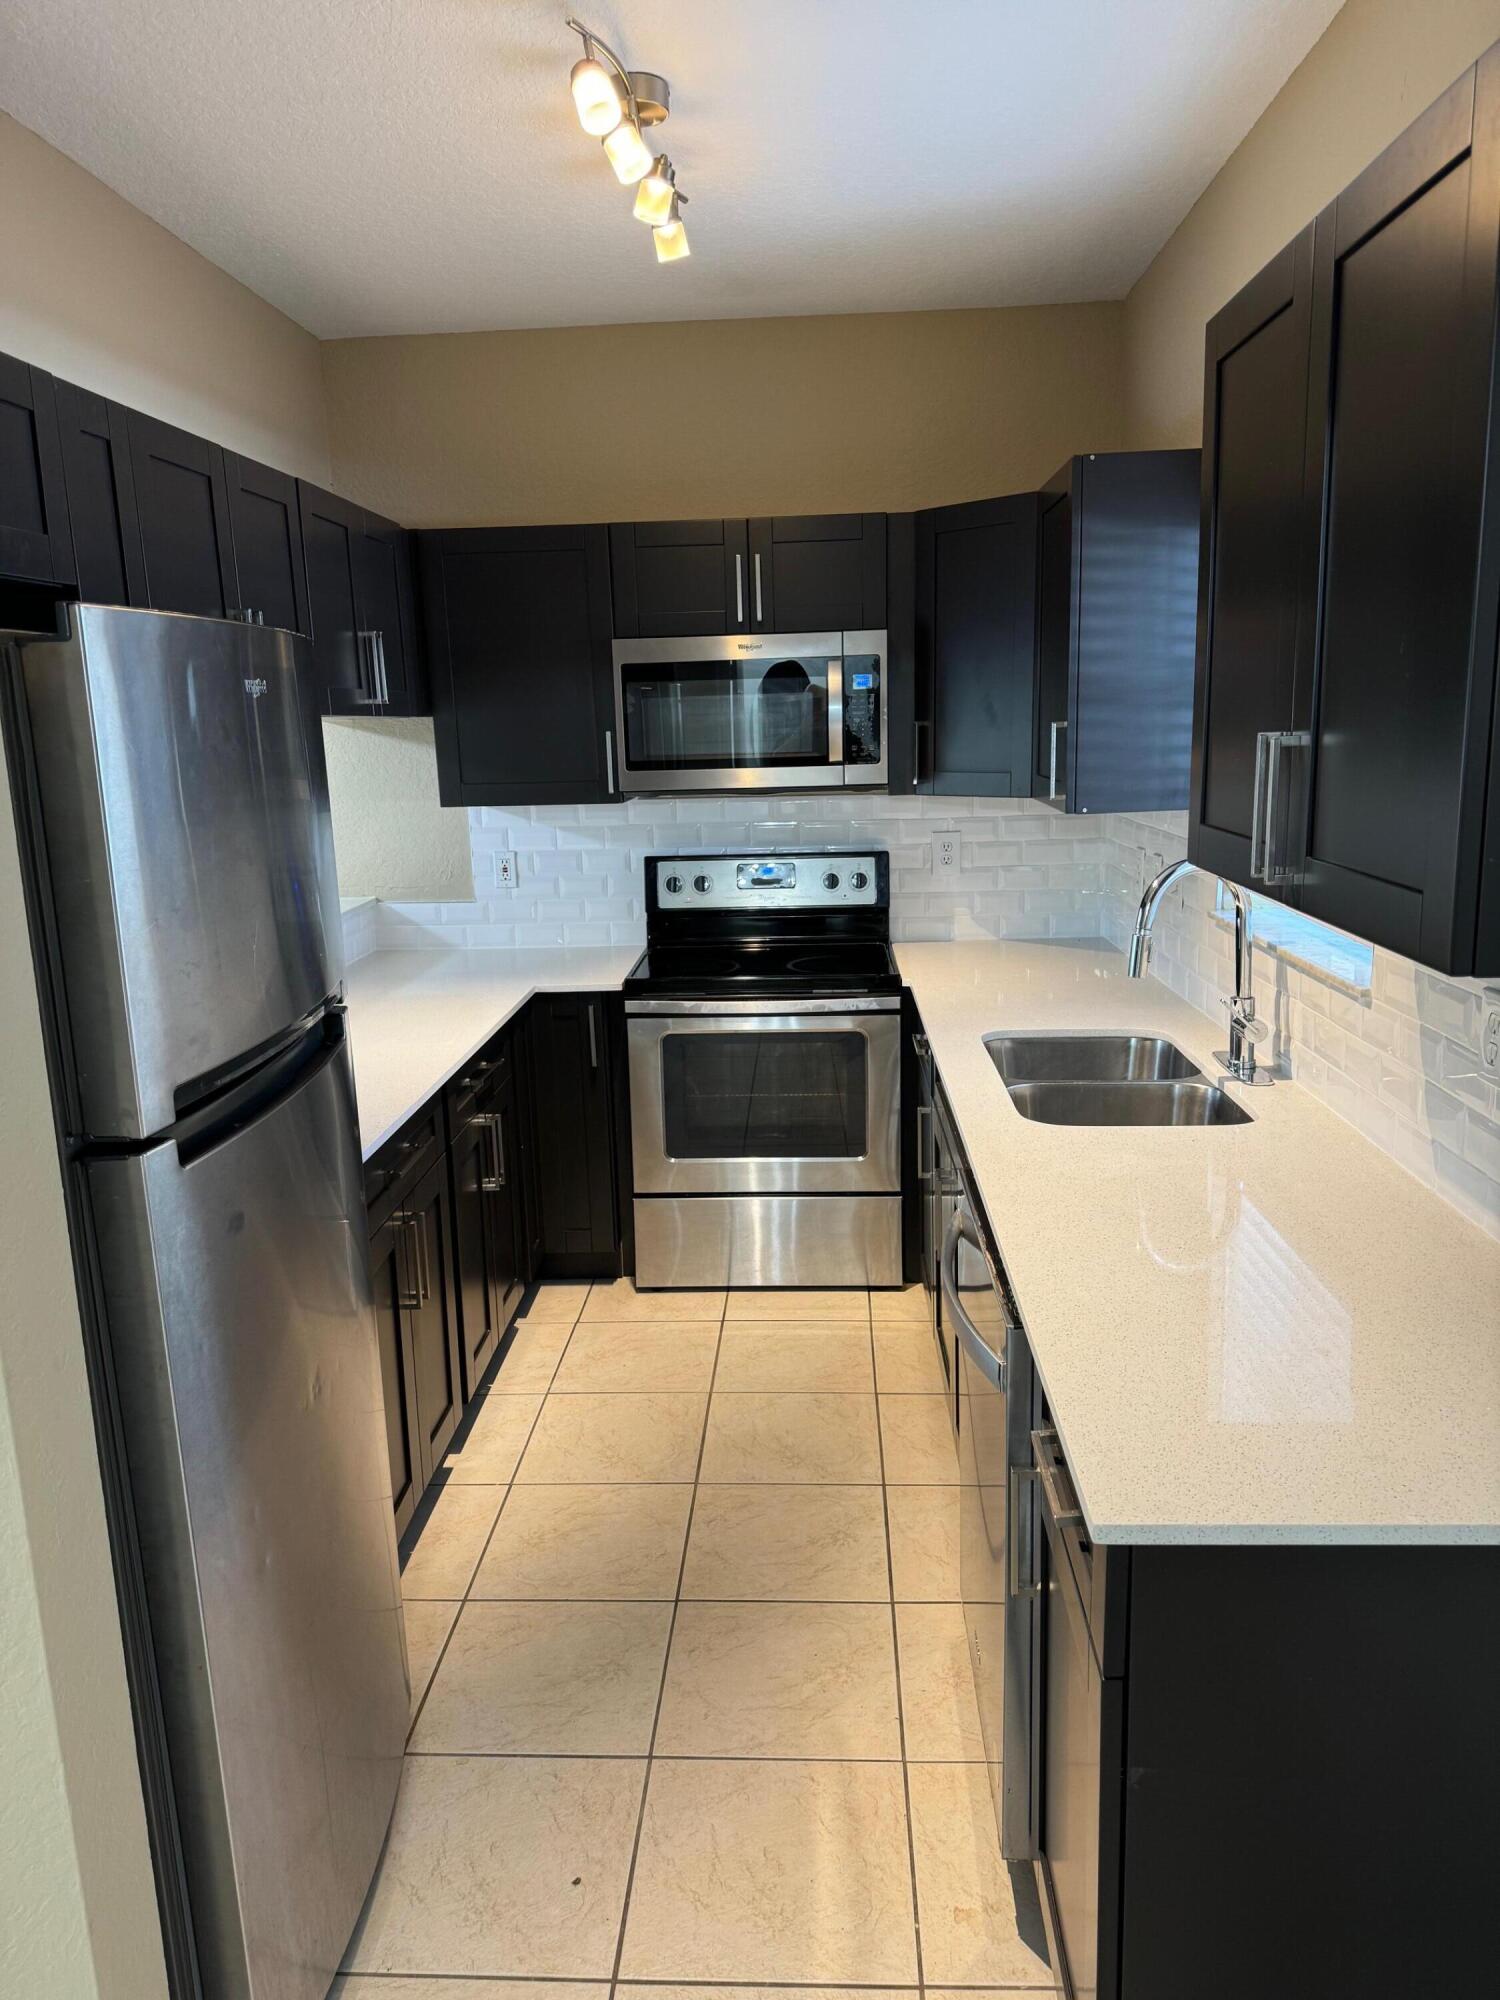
left=1128, top=859, right=1272, bottom=1086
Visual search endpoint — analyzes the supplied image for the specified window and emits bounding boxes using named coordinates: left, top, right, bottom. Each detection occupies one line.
left=1213, top=886, right=1374, bottom=992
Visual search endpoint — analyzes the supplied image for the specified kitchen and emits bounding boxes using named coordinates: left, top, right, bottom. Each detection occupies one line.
left=1, top=3, right=1498, bottom=1998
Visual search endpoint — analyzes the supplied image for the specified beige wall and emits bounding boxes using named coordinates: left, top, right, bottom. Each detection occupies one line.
left=0, top=747, right=168, bottom=2000
left=1124, top=0, right=1500, bottom=448
left=0, top=110, right=330, bottom=484
left=323, top=718, right=474, bottom=900
left=320, top=304, right=1125, bottom=526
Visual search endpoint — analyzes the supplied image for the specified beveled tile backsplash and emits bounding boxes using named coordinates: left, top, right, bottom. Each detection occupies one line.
left=337, top=796, right=1499, bottom=1238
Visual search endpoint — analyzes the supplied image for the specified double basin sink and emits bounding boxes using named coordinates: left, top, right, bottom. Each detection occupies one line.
left=984, top=1033, right=1253, bottom=1126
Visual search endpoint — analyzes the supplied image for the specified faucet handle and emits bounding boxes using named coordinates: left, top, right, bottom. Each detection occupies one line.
left=1224, top=995, right=1269, bottom=1042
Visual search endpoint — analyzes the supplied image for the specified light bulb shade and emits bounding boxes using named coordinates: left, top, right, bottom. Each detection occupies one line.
left=603, top=116, right=653, bottom=185
left=653, top=206, right=690, bottom=262
left=633, top=158, right=675, bottom=225
left=571, top=56, right=622, bottom=136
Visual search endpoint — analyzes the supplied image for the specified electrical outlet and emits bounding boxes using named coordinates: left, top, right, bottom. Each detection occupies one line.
left=933, top=835, right=960, bottom=874
left=1482, top=991, right=1500, bottom=1079
left=496, top=854, right=517, bottom=887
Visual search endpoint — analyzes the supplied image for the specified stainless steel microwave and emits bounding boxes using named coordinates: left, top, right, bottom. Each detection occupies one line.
left=610, top=629, right=888, bottom=794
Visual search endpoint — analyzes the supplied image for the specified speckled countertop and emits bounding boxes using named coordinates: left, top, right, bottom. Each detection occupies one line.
left=344, top=939, right=1500, bottom=1544
left=343, top=946, right=640, bottom=1157
left=897, top=940, right=1500, bottom=1546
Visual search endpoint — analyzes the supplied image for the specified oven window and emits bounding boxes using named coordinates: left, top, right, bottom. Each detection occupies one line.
left=620, top=655, right=832, bottom=771
left=661, top=1032, right=868, bottom=1158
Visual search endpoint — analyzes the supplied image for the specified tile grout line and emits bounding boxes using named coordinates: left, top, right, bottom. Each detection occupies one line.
left=605, top=1287, right=731, bottom=2000
left=872, top=1310, right=929, bottom=2000
left=404, top=1298, right=588, bottom=1743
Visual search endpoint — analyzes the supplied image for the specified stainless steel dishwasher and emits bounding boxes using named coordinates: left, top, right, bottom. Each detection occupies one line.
left=943, top=1194, right=1041, bottom=1861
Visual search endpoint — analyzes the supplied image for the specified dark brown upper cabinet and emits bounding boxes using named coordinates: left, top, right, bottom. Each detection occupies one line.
left=1032, top=451, right=1201, bottom=816
left=126, top=410, right=237, bottom=618
left=299, top=482, right=426, bottom=718
left=420, top=524, right=618, bottom=808
left=910, top=493, right=1038, bottom=796
left=610, top=513, right=886, bottom=637
left=54, top=380, right=145, bottom=607
left=1189, top=227, right=1315, bottom=891
left=1192, top=44, right=1500, bottom=974
left=223, top=454, right=310, bottom=638
left=746, top=514, right=886, bottom=632
left=609, top=518, right=749, bottom=636
left=0, top=353, right=75, bottom=587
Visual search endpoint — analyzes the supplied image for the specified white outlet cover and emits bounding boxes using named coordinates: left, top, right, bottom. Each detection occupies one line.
left=933, top=836, right=960, bottom=873
left=1482, top=1001, right=1500, bottom=1079
left=496, top=855, right=516, bottom=887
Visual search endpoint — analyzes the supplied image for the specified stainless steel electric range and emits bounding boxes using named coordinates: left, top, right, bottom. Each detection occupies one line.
left=624, top=851, right=903, bottom=1288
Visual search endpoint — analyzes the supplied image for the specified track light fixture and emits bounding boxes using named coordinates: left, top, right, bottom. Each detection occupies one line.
left=565, top=17, right=692, bottom=264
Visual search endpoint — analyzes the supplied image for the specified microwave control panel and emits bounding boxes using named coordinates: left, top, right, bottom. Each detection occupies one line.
left=843, top=659, right=882, bottom=766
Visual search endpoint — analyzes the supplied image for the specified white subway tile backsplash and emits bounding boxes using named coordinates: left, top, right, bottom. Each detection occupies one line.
left=352, top=794, right=1499, bottom=1239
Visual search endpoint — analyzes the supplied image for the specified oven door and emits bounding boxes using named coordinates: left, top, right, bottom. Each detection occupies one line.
left=613, top=631, right=847, bottom=792
left=628, top=1002, right=901, bottom=1195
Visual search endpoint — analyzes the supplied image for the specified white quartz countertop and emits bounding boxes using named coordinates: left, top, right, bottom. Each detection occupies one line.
left=897, top=940, right=1500, bottom=1546
left=344, top=946, right=640, bottom=1157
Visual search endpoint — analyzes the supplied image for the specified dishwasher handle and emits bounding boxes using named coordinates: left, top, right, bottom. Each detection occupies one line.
left=940, top=1203, right=1007, bottom=1388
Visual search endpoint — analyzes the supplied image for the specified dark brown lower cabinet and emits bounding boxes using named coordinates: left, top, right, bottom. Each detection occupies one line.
left=401, top=1155, right=462, bottom=1488
left=527, top=993, right=621, bottom=1279
left=449, top=1043, right=527, bottom=1404
left=368, top=1208, right=421, bottom=1538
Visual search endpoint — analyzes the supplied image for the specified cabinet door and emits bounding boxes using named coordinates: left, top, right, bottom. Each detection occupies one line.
left=450, top=1107, right=498, bottom=1405
left=609, top=518, right=749, bottom=636
left=0, top=353, right=74, bottom=585
left=54, top=380, right=146, bottom=606
left=403, top=1157, right=463, bottom=1485
left=1189, top=228, right=1315, bottom=890
left=527, top=994, right=619, bottom=1276
left=300, top=481, right=369, bottom=710
left=127, top=411, right=235, bottom=617
left=916, top=493, right=1038, bottom=796
left=422, top=525, right=618, bottom=807
left=369, top=1210, right=421, bottom=1538
left=223, top=453, right=310, bottom=635
left=1294, top=59, right=1500, bottom=967
left=488, top=1061, right=526, bottom=1331
left=747, top=514, right=886, bottom=632
left=351, top=513, right=426, bottom=713
left=1033, top=485, right=1073, bottom=801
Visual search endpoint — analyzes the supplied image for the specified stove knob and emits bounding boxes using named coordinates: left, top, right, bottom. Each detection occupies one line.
left=849, top=869, right=870, bottom=890
left=693, top=873, right=713, bottom=894
left=822, top=871, right=841, bottom=891
left=663, top=874, right=684, bottom=895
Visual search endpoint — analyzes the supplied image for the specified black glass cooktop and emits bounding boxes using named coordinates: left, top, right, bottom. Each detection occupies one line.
left=624, top=938, right=900, bottom=999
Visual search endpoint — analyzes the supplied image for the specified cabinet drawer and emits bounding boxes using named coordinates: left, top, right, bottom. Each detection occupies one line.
left=443, top=1030, right=515, bottom=1133
left=365, top=1099, right=444, bottom=1227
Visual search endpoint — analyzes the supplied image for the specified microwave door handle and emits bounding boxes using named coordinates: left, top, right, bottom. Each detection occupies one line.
left=734, top=553, right=744, bottom=626
left=828, top=655, right=844, bottom=767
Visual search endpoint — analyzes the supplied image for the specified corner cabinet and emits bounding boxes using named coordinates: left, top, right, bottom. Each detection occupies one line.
left=420, top=525, right=619, bottom=807
left=1191, top=46, right=1500, bottom=973
left=1032, top=451, right=1201, bottom=816
left=299, top=482, right=426, bottom=718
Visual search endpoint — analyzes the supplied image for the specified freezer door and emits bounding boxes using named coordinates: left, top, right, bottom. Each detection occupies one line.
left=19, top=604, right=339, bottom=1138
left=86, top=1033, right=406, bottom=2000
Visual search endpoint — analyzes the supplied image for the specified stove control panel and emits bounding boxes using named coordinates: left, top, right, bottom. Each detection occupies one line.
left=650, top=853, right=883, bottom=913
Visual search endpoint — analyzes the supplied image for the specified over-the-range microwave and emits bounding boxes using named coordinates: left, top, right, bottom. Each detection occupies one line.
left=610, top=629, right=887, bottom=794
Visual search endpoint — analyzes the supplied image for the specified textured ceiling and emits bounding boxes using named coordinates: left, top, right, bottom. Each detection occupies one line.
left=0, top=0, right=1344, bottom=337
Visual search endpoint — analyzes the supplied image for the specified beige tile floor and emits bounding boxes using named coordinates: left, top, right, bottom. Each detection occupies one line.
left=336, top=1281, right=1058, bottom=1996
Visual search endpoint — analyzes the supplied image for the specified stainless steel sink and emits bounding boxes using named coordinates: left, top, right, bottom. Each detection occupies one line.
left=985, top=1033, right=1202, bottom=1084
left=1004, top=1080, right=1253, bottom=1127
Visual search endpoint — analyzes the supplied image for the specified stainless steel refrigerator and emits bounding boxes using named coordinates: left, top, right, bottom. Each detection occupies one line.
left=6, top=605, right=408, bottom=2000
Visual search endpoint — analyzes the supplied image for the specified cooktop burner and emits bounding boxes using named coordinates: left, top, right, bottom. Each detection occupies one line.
left=626, top=850, right=898, bottom=1000
left=624, top=937, right=900, bottom=999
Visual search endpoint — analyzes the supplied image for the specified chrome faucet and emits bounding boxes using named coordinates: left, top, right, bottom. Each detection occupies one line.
left=1127, top=859, right=1273, bottom=1086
